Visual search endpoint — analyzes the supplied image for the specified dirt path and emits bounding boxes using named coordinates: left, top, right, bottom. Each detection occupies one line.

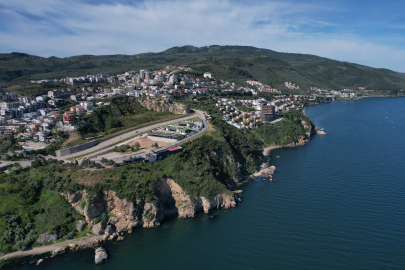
left=0, top=235, right=104, bottom=262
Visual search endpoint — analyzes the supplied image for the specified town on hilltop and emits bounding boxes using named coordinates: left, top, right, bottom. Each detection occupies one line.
left=0, top=64, right=357, bottom=164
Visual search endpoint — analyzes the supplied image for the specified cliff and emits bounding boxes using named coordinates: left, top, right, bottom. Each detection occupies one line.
left=60, top=190, right=163, bottom=230
left=138, top=97, right=190, bottom=114
left=61, top=179, right=238, bottom=232
left=155, top=179, right=237, bottom=218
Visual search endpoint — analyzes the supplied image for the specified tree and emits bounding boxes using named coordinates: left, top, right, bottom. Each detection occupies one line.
left=134, top=142, right=140, bottom=151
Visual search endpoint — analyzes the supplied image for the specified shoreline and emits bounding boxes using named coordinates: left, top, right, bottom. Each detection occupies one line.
left=0, top=115, right=316, bottom=266
left=0, top=235, right=104, bottom=266
left=0, top=145, right=288, bottom=265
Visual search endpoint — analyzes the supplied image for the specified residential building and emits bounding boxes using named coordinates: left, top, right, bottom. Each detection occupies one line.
left=260, top=104, right=276, bottom=122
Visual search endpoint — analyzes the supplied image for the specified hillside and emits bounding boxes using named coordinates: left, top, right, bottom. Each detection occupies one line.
left=1, top=46, right=405, bottom=92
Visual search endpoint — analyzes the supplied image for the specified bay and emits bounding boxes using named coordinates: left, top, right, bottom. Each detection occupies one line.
left=14, top=97, right=405, bottom=269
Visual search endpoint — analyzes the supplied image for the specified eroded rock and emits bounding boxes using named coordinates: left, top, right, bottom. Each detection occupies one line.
left=92, top=220, right=107, bottom=235
left=138, top=97, right=190, bottom=114
left=104, top=225, right=115, bottom=236
left=51, top=246, right=66, bottom=256
left=94, top=247, right=108, bottom=264
left=76, top=220, right=87, bottom=232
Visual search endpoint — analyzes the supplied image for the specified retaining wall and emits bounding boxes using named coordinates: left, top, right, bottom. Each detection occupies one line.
left=55, top=141, right=98, bottom=157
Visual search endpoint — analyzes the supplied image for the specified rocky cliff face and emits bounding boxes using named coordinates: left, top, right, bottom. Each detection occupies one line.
left=60, top=190, right=163, bottom=231
left=155, top=179, right=237, bottom=218
left=61, top=178, right=238, bottom=232
left=301, top=119, right=317, bottom=137
left=138, top=97, right=190, bottom=114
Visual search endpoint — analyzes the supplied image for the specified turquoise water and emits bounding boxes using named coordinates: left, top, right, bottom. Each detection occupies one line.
left=13, top=97, right=405, bottom=269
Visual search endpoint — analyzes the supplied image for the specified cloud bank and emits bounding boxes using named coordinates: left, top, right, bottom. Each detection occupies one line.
left=0, top=0, right=404, bottom=72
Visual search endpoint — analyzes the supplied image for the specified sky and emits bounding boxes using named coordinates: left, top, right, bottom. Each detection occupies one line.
left=1, top=0, right=405, bottom=72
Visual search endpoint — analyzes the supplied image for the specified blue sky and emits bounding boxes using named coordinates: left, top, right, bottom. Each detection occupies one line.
left=1, top=0, right=405, bottom=72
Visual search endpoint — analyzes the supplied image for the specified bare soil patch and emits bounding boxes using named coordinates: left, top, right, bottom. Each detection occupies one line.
left=61, top=131, right=84, bottom=149
left=125, top=137, right=172, bottom=152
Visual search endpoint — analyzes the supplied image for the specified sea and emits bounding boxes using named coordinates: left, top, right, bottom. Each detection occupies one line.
left=13, top=97, right=405, bottom=269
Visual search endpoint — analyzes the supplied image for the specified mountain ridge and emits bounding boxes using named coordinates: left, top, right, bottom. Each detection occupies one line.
left=1, top=45, right=404, bottom=92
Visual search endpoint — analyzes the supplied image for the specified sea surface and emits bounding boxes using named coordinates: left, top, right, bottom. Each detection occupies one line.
left=15, top=97, right=405, bottom=269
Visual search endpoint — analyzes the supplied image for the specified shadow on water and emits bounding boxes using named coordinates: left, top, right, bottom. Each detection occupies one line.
left=253, top=175, right=271, bottom=181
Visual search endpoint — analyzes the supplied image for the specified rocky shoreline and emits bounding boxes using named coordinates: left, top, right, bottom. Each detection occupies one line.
left=0, top=114, right=319, bottom=267
left=0, top=179, right=240, bottom=267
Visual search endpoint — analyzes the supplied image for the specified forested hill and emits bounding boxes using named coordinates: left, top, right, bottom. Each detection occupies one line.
left=2, top=45, right=405, bottom=92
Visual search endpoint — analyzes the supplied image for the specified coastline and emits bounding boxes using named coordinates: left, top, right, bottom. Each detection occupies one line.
left=251, top=145, right=282, bottom=177
left=0, top=112, right=317, bottom=267
left=0, top=144, right=294, bottom=266
left=0, top=235, right=105, bottom=267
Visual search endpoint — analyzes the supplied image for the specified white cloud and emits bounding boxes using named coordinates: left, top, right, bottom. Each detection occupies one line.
left=0, top=0, right=404, bottom=72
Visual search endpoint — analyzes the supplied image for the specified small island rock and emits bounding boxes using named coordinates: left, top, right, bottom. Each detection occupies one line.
left=95, top=247, right=108, bottom=264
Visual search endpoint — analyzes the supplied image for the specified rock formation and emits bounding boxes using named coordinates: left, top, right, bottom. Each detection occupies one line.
left=61, top=190, right=164, bottom=231
left=138, top=97, right=190, bottom=114
left=261, top=166, right=276, bottom=178
left=61, top=178, right=239, bottom=235
left=94, top=247, right=108, bottom=264
left=51, top=247, right=66, bottom=256
left=76, top=220, right=87, bottom=232
left=155, top=179, right=238, bottom=218
left=36, top=230, right=58, bottom=244
left=92, top=220, right=107, bottom=235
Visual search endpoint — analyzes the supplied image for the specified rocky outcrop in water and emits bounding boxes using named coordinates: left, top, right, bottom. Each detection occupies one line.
left=261, top=166, right=276, bottom=178
left=95, top=247, right=108, bottom=264
left=138, top=97, right=190, bottom=114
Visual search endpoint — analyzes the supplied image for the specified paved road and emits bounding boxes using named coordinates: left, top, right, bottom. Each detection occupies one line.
left=59, top=109, right=206, bottom=163
left=109, top=110, right=208, bottom=164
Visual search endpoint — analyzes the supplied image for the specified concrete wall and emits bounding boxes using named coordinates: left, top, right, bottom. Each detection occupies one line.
left=55, top=141, right=98, bottom=157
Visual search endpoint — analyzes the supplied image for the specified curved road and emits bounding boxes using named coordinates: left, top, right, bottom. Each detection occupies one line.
left=57, top=109, right=207, bottom=162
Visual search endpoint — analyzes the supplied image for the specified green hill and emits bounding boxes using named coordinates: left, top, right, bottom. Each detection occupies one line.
left=1, top=45, right=405, bottom=92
